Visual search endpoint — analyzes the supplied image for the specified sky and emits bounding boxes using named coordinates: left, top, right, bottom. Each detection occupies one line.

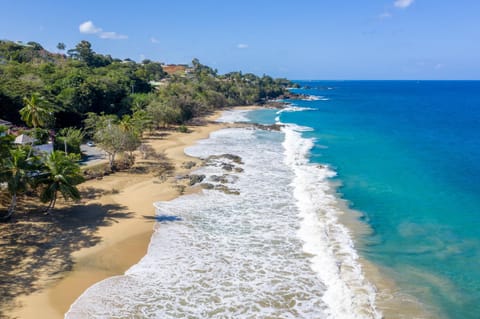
left=0, top=0, right=479, bottom=79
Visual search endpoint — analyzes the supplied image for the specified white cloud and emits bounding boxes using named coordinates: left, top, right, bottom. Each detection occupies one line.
left=99, top=31, right=128, bottom=40
left=150, top=37, right=160, bottom=44
left=237, top=43, right=249, bottom=49
left=394, top=0, right=414, bottom=9
left=79, top=20, right=127, bottom=40
left=79, top=21, right=102, bottom=34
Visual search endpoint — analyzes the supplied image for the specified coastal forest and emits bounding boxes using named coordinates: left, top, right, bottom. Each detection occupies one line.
left=0, top=39, right=293, bottom=219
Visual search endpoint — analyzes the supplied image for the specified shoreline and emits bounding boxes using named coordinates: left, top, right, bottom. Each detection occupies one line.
left=4, top=104, right=433, bottom=319
left=7, top=106, right=258, bottom=319
left=327, top=190, right=435, bottom=318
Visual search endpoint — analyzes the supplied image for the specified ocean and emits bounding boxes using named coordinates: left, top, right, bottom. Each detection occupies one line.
left=66, top=81, right=480, bottom=318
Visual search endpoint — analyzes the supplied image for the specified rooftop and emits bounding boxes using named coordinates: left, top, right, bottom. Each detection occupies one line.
left=0, top=119, right=12, bottom=127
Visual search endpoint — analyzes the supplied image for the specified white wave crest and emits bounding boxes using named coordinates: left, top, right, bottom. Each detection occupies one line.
left=282, top=125, right=381, bottom=319
left=302, top=95, right=330, bottom=101
left=276, top=106, right=316, bottom=114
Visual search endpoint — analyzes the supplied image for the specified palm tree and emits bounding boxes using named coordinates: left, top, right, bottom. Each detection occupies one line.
left=20, top=93, right=52, bottom=129
left=0, top=149, right=32, bottom=220
left=119, top=114, right=134, bottom=133
left=37, top=151, right=83, bottom=212
left=20, top=93, right=54, bottom=158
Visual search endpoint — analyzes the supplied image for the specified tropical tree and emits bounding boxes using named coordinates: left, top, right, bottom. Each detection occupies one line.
left=20, top=93, right=53, bottom=129
left=37, top=151, right=83, bottom=212
left=71, top=40, right=94, bottom=64
left=119, top=111, right=151, bottom=137
left=118, top=114, right=135, bottom=133
left=56, top=42, right=66, bottom=53
left=131, top=107, right=153, bottom=133
left=99, top=124, right=143, bottom=169
left=0, top=126, right=14, bottom=158
left=0, top=148, right=33, bottom=220
left=84, top=112, right=143, bottom=170
left=56, top=127, right=85, bottom=154
left=146, top=100, right=182, bottom=128
left=95, top=123, right=125, bottom=170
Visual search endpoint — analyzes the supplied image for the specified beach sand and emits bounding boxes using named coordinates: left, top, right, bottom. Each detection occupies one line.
left=4, top=107, right=256, bottom=319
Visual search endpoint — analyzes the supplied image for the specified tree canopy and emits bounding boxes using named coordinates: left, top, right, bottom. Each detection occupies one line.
left=0, top=39, right=293, bottom=129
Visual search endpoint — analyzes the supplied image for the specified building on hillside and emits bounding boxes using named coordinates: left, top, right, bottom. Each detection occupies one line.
left=161, top=64, right=190, bottom=75
left=14, top=134, right=53, bottom=154
left=14, top=134, right=35, bottom=145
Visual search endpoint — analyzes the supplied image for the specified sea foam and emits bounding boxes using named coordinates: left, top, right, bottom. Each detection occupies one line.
left=282, top=125, right=380, bottom=318
left=302, top=95, right=330, bottom=101
left=66, top=110, right=380, bottom=318
left=216, top=109, right=251, bottom=123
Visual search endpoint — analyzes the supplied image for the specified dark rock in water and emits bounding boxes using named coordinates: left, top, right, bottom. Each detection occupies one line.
left=201, top=183, right=215, bottom=190
left=222, top=154, right=243, bottom=164
left=228, top=119, right=283, bottom=132
left=206, top=154, right=243, bottom=165
left=234, top=167, right=244, bottom=173
left=222, top=163, right=234, bottom=171
left=215, top=185, right=240, bottom=195
left=210, top=175, right=229, bottom=183
left=252, top=123, right=284, bottom=131
left=210, top=175, right=221, bottom=182
left=188, top=174, right=206, bottom=186
left=200, top=183, right=239, bottom=195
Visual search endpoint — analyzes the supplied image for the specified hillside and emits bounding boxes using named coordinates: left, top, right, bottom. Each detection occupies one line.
left=0, top=39, right=293, bottom=129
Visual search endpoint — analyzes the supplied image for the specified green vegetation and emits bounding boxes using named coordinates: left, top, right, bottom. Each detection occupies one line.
left=85, top=112, right=142, bottom=170
left=0, top=38, right=293, bottom=219
left=55, top=127, right=85, bottom=154
left=0, top=148, right=33, bottom=219
left=36, top=151, right=83, bottom=213
left=0, top=39, right=291, bottom=128
left=0, top=138, right=84, bottom=219
left=20, top=93, right=53, bottom=128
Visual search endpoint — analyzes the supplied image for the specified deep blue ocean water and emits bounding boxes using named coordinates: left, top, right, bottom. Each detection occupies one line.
left=248, top=81, right=480, bottom=319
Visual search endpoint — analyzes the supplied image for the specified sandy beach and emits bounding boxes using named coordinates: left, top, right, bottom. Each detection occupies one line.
left=3, top=107, right=255, bottom=319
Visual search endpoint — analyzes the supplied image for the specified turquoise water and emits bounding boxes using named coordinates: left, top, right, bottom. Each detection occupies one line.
left=249, top=81, right=480, bottom=318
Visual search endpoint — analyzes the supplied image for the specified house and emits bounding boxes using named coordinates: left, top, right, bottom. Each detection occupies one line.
left=161, top=64, right=189, bottom=75
left=14, top=134, right=53, bottom=154
left=14, top=134, right=35, bottom=145
left=33, top=143, right=54, bottom=154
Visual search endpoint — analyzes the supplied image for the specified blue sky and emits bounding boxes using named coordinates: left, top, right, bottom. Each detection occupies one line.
left=1, top=0, right=479, bottom=79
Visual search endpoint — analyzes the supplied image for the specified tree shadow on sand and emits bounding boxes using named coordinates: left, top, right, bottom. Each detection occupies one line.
left=0, top=202, right=133, bottom=318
